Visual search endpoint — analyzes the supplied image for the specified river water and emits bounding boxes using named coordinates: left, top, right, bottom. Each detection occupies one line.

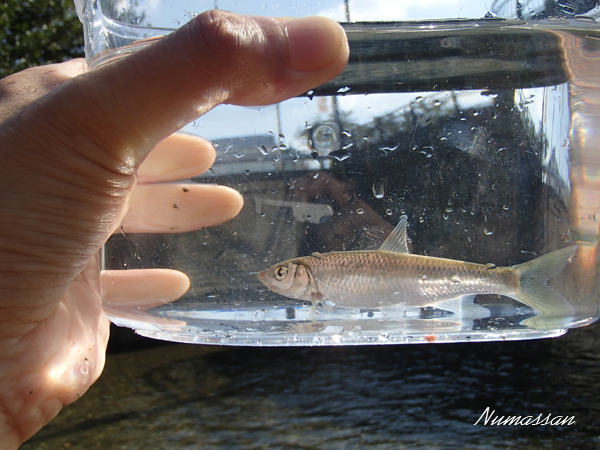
left=22, top=323, right=600, bottom=449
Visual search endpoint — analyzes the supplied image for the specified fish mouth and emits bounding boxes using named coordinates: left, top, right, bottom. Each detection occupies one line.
left=257, top=270, right=267, bottom=283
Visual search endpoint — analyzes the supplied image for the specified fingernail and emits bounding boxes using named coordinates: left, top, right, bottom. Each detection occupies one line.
left=285, top=16, right=348, bottom=72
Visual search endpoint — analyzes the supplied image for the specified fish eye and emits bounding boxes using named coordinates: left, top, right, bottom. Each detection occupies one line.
left=274, top=265, right=288, bottom=281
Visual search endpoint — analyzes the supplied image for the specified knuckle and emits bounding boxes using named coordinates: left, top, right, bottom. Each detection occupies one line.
left=186, top=10, right=281, bottom=74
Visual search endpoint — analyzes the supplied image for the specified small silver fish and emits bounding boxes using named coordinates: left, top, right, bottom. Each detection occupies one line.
left=257, top=216, right=577, bottom=329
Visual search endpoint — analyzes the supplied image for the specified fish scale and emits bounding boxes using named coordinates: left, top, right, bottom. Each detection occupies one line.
left=304, top=251, right=517, bottom=308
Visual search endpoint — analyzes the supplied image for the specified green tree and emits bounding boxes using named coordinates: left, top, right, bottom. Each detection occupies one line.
left=0, top=0, right=83, bottom=78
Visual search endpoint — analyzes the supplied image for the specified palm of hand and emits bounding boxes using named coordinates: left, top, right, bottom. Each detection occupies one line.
left=0, top=65, right=240, bottom=445
left=1, top=259, right=108, bottom=447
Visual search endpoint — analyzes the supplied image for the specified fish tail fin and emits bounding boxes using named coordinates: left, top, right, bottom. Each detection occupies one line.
left=509, top=246, right=577, bottom=329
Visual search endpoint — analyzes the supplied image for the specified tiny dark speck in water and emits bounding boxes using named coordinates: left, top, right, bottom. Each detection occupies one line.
left=285, top=307, right=296, bottom=319
left=173, top=203, right=179, bottom=209
left=182, top=187, right=189, bottom=192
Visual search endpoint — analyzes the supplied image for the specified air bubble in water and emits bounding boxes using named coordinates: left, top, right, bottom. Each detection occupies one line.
left=323, top=299, right=337, bottom=308
left=378, top=333, right=390, bottom=343
left=253, top=310, right=267, bottom=320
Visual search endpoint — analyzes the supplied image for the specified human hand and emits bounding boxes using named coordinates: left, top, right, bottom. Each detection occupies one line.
left=0, top=11, right=348, bottom=448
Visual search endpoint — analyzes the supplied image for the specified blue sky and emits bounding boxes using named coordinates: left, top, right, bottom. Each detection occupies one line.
left=136, top=0, right=493, bottom=28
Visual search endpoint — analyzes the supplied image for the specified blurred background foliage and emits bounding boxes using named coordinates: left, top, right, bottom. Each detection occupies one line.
left=0, top=0, right=83, bottom=78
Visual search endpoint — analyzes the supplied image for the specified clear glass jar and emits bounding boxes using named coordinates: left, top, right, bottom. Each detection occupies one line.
left=75, top=0, right=600, bottom=345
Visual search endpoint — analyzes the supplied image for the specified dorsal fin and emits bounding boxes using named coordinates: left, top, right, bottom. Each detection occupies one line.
left=378, top=215, right=409, bottom=254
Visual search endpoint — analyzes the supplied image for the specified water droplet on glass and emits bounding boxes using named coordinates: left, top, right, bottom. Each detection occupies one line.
left=342, top=130, right=352, bottom=137
left=421, top=275, right=427, bottom=280
left=356, top=208, right=365, bottom=215
left=434, top=99, right=442, bottom=106
left=385, top=145, right=400, bottom=155
left=306, top=90, right=314, bottom=100
left=273, top=153, right=280, bottom=162
left=372, top=182, right=385, bottom=199
left=330, top=151, right=351, bottom=161
left=337, top=86, right=351, bottom=93
left=419, top=216, right=425, bottom=223
left=481, top=91, right=499, bottom=98
left=445, top=207, right=454, bottom=213
left=503, top=205, right=510, bottom=210
left=234, top=151, right=245, bottom=159
left=484, top=228, right=494, bottom=235
left=311, top=151, right=320, bottom=162
left=257, top=145, right=269, bottom=155
left=415, top=96, right=424, bottom=102
left=450, top=275, right=461, bottom=283
left=386, top=209, right=393, bottom=216
left=245, top=170, right=250, bottom=175
left=443, top=214, right=449, bottom=220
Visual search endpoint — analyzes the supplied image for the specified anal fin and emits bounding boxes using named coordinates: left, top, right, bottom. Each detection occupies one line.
left=435, top=295, right=490, bottom=320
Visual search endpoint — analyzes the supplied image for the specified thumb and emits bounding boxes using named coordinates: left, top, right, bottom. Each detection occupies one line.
left=52, top=11, right=349, bottom=170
